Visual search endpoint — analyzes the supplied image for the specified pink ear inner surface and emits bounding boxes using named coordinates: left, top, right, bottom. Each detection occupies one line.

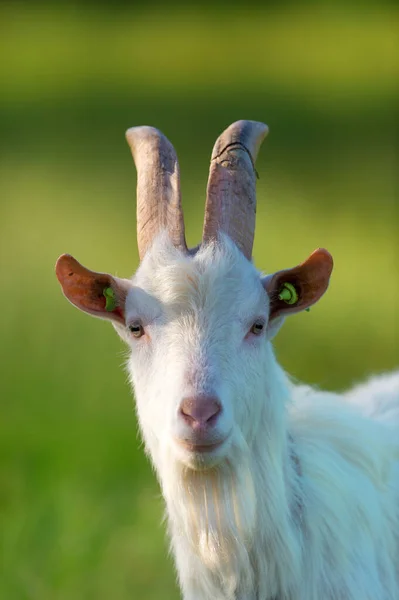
left=55, top=254, right=125, bottom=323
left=266, top=248, right=333, bottom=321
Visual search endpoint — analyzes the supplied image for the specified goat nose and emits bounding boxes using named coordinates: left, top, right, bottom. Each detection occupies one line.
left=179, top=396, right=221, bottom=429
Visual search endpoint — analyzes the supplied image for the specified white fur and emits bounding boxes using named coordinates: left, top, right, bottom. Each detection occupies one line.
left=118, top=234, right=398, bottom=600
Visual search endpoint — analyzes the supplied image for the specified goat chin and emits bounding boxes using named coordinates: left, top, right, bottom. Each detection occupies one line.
left=170, top=435, right=233, bottom=471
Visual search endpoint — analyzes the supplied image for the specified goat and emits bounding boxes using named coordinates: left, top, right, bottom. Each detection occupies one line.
left=55, top=121, right=399, bottom=600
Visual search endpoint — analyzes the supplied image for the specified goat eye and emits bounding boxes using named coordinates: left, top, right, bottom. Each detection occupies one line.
left=128, top=322, right=144, bottom=338
left=250, top=320, right=265, bottom=335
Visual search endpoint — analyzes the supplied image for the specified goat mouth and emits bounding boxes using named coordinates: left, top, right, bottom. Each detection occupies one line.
left=175, top=438, right=225, bottom=453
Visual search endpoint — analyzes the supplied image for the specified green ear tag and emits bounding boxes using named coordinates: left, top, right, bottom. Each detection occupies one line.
left=278, top=282, right=299, bottom=305
left=103, top=287, right=117, bottom=312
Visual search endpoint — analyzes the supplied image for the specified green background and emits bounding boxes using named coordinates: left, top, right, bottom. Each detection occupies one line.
left=1, top=2, right=397, bottom=598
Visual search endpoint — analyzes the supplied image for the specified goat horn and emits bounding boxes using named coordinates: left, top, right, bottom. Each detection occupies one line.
left=202, top=120, right=268, bottom=260
left=126, top=126, right=187, bottom=260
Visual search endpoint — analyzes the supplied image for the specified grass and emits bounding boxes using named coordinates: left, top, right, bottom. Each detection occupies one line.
left=0, top=3, right=398, bottom=599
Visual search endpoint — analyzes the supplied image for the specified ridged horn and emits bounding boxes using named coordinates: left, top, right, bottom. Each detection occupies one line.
left=126, top=126, right=187, bottom=261
left=202, top=120, right=268, bottom=260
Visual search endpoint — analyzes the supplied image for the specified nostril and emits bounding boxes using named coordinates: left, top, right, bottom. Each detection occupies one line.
left=206, top=403, right=221, bottom=426
left=180, top=396, right=222, bottom=428
left=180, top=406, right=195, bottom=425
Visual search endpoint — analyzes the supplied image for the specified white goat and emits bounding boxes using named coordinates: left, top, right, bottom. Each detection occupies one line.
left=56, top=121, right=399, bottom=600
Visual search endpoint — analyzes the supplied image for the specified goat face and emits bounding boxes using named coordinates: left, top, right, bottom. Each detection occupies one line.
left=55, top=121, right=333, bottom=474
left=123, top=235, right=271, bottom=471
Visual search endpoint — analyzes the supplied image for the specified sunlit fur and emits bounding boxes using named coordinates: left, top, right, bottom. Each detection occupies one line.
left=119, top=234, right=399, bottom=600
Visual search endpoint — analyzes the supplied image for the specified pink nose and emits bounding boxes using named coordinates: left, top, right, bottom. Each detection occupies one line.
left=179, top=396, right=222, bottom=430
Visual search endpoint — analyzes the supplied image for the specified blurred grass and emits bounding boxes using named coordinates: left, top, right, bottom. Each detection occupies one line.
left=0, top=3, right=398, bottom=599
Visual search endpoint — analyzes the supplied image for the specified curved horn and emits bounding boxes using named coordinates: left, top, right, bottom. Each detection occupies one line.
left=202, top=120, right=268, bottom=260
left=126, top=126, right=187, bottom=260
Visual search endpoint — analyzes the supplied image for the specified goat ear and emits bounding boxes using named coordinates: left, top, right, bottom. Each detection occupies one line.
left=55, top=254, right=129, bottom=325
left=263, top=248, right=333, bottom=323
